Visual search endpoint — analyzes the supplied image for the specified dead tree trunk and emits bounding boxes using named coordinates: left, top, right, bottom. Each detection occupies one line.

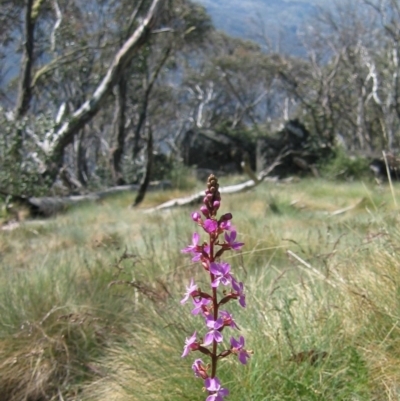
left=111, top=74, right=128, bottom=185
left=133, top=126, right=153, bottom=207
left=42, top=0, right=164, bottom=183
left=15, top=0, right=42, bottom=118
left=133, top=46, right=171, bottom=158
left=77, top=128, right=88, bottom=186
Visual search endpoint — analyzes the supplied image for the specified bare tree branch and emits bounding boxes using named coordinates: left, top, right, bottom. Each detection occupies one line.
left=143, top=150, right=288, bottom=213
left=133, top=45, right=172, bottom=157
left=50, top=0, right=62, bottom=52
left=43, top=0, right=165, bottom=181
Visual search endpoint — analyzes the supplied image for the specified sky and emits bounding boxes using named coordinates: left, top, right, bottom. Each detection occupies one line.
left=195, top=0, right=320, bottom=53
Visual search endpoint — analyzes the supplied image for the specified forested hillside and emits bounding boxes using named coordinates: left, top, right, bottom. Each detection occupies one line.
left=196, top=0, right=315, bottom=53
left=0, top=0, right=399, bottom=206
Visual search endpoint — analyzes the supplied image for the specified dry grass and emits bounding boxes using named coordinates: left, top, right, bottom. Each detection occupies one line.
left=1, top=178, right=400, bottom=400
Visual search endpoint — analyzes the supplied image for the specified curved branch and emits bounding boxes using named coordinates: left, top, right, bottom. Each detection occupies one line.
left=143, top=152, right=286, bottom=213
left=44, top=0, right=165, bottom=181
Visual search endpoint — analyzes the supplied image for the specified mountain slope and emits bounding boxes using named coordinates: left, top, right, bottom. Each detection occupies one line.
left=195, top=0, right=329, bottom=54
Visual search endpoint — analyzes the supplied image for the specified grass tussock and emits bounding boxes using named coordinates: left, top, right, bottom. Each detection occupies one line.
left=1, top=178, right=400, bottom=400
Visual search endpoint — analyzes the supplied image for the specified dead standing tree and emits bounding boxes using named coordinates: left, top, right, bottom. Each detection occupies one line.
left=37, top=0, right=165, bottom=183
left=14, top=0, right=42, bottom=118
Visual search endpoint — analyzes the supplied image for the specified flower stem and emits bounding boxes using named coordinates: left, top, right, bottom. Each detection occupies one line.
left=210, top=233, right=218, bottom=378
left=211, top=286, right=218, bottom=377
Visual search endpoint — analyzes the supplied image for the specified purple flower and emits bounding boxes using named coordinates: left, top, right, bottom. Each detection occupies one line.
left=180, top=176, right=248, bottom=400
left=210, top=262, right=233, bottom=288
left=181, top=279, right=198, bottom=304
left=182, top=331, right=198, bottom=357
left=224, top=230, right=244, bottom=250
left=182, top=232, right=199, bottom=254
left=204, top=219, right=218, bottom=234
left=205, top=377, right=229, bottom=401
left=219, top=220, right=232, bottom=231
left=230, top=336, right=250, bottom=364
left=192, top=358, right=207, bottom=379
left=181, top=232, right=202, bottom=261
left=192, top=297, right=210, bottom=315
left=220, top=310, right=239, bottom=330
left=192, top=358, right=202, bottom=377
left=232, top=278, right=246, bottom=307
left=203, top=316, right=224, bottom=346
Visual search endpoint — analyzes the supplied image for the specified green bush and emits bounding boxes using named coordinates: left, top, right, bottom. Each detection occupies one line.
left=0, top=108, right=53, bottom=198
left=319, top=148, right=371, bottom=181
left=166, top=160, right=197, bottom=190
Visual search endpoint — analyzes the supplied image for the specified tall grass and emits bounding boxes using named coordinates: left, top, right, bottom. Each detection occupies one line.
left=1, top=178, right=400, bottom=400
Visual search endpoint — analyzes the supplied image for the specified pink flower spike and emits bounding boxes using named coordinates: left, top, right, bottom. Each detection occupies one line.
left=205, top=377, right=229, bottom=401
left=204, top=219, right=218, bottom=234
left=230, top=336, right=250, bottom=365
left=224, top=230, right=244, bottom=250
left=180, top=175, right=248, bottom=398
left=182, top=331, right=199, bottom=357
left=203, top=316, right=224, bottom=346
left=181, top=279, right=198, bottom=304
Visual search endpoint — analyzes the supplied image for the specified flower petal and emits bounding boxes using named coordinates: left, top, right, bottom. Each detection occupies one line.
left=203, top=332, right=214, bottom=346
left=214, top=331, right=223, bottom=343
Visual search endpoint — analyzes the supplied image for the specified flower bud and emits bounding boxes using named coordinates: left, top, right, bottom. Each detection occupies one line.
left=213, top=201, right=220, bottom=210
left=221, top=212, right=232, bottom=221
left=191, top=211, right=201, bottom=222
left=208, top=176, right=218, bottom=187
left=200, top=206, right=209, bottom=217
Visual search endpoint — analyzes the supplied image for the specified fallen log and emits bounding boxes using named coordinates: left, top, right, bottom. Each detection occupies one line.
left=143, top=178, right=275, bottom=213
left=143, top=154, right=285, bottom=213
left=24, top=185, right=140, bottom=216
left=3, top=181, right=171, bottom=217
left=2, top=152, right=284, bottom=217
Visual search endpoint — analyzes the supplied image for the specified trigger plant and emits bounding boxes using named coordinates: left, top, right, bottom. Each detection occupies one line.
left=181, top=174, right=251, bottom=400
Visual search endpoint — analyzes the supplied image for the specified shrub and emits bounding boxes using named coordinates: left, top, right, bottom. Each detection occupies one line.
left=0, top=108, right=53, bottom=198
left=319, top=148, right=371, bottom=180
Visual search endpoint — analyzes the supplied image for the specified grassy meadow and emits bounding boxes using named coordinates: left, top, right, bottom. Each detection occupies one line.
left=1, top=176, right=400, bottom=400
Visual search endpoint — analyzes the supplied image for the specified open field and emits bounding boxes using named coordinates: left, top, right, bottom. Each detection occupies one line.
left=1, top=177, right=400, bottom=400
